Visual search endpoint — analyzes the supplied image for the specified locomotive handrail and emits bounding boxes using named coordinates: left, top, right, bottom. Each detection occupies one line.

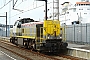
left=62, top=26, right=67, bottom=41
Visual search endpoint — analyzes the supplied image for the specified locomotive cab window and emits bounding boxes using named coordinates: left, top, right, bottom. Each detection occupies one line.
left=14, top=21, right=17, bottom=26
left=17, top=22, right=21, bottom=28
left=14, top=21, right=19, bottom=26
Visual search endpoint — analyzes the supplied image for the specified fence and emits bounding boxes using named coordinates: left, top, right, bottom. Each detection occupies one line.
left=0, top=27, right=10, bottom=37
left=62, top=23, right=90, bottom=44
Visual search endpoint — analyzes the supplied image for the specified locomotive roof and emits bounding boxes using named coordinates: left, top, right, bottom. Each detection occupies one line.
left=17, top=18, right=34, bottom=21
left=17, top=18, right=36, bottom=24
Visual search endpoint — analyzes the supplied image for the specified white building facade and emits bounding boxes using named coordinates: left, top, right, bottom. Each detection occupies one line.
left=60, top=0, right=90, bottom=25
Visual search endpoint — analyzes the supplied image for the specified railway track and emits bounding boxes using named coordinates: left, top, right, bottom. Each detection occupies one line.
left=0, top=39, right=87, bottom=60
left=52, top=54, right=87, bottom=60
left=0, top=40, right=59, bottom=60
left=43, top=51, right=87, bottom=60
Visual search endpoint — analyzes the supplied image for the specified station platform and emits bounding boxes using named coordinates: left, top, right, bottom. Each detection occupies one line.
left=67, top=43, right=90, bottom=60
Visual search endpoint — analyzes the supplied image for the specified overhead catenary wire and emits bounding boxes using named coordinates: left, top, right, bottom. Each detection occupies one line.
left=13, top=0, right=18, bottom=8
left=14, top=1, right=23, bottom=8
left=0, top=0, right=12, bottom=9
left=9, top=2, right=53, bottom=18
left=13, top=0, right=29, bottom=12
left=7, top=0, right=27, bottom=14
left=0, top=0, right=28, bottom=17
left=0, top=0, right=52, bottom=20
left=15, top=0, right=28, bottom=8
left=3, top=0, right=6, bottom=5
left=0, top=0, right=52, bottom=19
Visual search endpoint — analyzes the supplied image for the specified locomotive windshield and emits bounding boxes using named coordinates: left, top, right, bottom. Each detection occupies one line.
left=14, top=21, right=19, bottom=26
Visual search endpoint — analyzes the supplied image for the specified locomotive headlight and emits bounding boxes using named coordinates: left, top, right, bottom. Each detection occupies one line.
left=48, top=37, right=50, bottom=39
left=60, top=34, right=62, bottom=39
left=60, top=37, right=62, bottom=39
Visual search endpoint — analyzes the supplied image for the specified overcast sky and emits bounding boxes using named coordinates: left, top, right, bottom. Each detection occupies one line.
left=0, top=0, right=81, bottom=25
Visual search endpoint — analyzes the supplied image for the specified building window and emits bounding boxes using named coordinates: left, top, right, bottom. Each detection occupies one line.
left=66, top=12, right=69, bottom=14
left=79, top=9, right=83, bottom=10
left=87, top=9, right=90, bottom=10
left=84, top=13, right=87, bottom=14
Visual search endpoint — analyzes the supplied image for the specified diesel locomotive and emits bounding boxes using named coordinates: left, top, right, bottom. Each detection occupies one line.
left=10, top=18, right=68, bottom=52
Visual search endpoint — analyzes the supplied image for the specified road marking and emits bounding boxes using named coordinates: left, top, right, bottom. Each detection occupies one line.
left=0, top=51, right=16, bottom=60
